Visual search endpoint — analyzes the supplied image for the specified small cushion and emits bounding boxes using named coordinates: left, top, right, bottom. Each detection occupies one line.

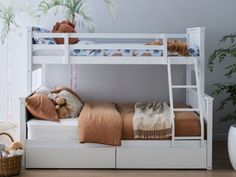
left=32, top=27, right=56, bottom=45
left=57, top=90, right=83, bottom=118
left=26, top=93, right=59, bottom=122
left=35, top=86, right=52, bottom=95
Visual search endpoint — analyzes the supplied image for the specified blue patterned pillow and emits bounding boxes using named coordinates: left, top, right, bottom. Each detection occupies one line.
left=32, top=27, right=56, bottom=45
left=188, top=45, right=200, bottom=56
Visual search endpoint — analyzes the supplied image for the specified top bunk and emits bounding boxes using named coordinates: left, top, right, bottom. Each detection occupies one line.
left=28, top=27, right=205, bottom=65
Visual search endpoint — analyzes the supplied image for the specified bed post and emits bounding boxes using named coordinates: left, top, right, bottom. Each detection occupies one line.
left=19, top=97, right=26, bottom=169
left=186, top=27, right=205, bottom=95
left=204, top=95, right=214, bottom=170
left=27, top=27, right=32, bottom=94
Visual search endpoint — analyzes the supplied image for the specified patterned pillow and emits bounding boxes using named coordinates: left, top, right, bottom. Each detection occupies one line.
left=58, top=90, right=83, bottom=118
left=32, top=27, right=56, bottom=45
left=188, top=45, right=200, bottom=56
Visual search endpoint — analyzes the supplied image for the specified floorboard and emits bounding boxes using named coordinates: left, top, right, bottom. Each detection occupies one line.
left=20, top=141, right=236, bottom=177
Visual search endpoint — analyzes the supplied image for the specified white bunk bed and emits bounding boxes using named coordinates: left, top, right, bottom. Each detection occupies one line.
left=20, top=27, right=214, bottom=169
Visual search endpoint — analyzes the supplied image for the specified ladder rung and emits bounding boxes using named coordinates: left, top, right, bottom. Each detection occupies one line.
left=174, top=136, right=202, bottom=140
left=172, top=85, right=197, bottom=89
left=173, top=108, right=199, bottom=112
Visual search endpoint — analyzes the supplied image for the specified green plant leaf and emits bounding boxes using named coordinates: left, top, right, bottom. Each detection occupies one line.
left=0, top=3, right=19, bottom=44
left=104, top=0, right=118, bottom=22
left=38, top=0, right=64, bottom=14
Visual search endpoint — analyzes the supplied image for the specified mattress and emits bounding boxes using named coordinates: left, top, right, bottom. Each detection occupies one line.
left=27, top=118, right=78, bottom=140
left=33, top=41, right=199, bottom=57
left=33, top=48, right=163, bottom=57
left=27, top=104, right=201, bottom=141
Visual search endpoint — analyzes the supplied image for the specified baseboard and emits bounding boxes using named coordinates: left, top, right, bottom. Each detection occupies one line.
left=213, top=133, right=228, bottom=141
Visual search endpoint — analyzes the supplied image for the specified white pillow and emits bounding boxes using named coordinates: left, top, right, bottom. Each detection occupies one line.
left=36, top=86, right=52, bottom=95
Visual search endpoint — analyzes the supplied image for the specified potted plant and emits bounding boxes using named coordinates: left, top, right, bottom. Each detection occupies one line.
left=37, top=0, right=118, bottom=92
left=209, top=33, right=236, bottom=169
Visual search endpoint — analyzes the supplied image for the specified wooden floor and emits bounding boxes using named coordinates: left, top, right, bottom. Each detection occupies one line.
left=20, top=141, right=236, bottom=177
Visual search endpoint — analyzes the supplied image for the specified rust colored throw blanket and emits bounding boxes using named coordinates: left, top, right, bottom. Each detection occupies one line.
left=78, top=102, right=122, bottom=146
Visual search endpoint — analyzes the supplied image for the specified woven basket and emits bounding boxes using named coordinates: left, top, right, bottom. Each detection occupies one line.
left=0, top=133, right=22, bottom=177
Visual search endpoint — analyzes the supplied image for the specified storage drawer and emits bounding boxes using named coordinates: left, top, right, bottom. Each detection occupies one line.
left=26, top=141, right=115, bottom=168
left=116, top=147, right=207, bottom=169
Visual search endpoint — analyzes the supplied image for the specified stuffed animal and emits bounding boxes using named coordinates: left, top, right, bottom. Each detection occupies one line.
left=5, top=142, right=23, bottom=153
left=5, top=142, right=23, bottom=157
left=167, top=40, right=189, bottom=56
left=146, top=39, right=189, bottom=56
left=48, top=93, right=71, bottom=119
left=0, top=144, right=6, bottom=157
left=52, top=21, right=79, bottom=44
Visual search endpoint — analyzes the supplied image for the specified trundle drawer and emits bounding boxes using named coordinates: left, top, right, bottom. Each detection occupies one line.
left=116, top=147, right=207, bottom=169
left=26, top=141, right=116, bottom=168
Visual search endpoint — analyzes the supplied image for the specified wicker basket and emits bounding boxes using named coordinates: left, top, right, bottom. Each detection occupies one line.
left=0, top=133, right=22, bottom=177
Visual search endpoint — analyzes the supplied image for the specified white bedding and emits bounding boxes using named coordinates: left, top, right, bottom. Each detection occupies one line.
left=27, top=118, right=78, bottom=140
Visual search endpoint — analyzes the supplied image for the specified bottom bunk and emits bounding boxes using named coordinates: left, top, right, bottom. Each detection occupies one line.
left=20, top=87, right=213, bottom=169
left=23, top=103, right=209, bottom=169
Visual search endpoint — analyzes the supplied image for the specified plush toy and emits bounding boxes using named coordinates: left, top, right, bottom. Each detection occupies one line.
left=5, top=142, right=23, bottom=153
left=48, top=93, right=71, bottom=119
left=146, top=39, right=189, bottom=56
left=167, top=40, right=189, bottom=56
left=5, top=142, right=23, bottom=157
left=7, top=149, right=24, bottom=157
left=0, top=144, right=6, bottom=157
left=52, top=21, right=79, bottom=44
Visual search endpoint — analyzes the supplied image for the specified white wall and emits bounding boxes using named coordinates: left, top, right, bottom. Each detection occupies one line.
left=0, top=0, right=236, bottom=139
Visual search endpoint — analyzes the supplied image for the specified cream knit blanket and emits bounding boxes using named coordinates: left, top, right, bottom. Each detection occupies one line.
left=133, top=101, right=172, bottom=139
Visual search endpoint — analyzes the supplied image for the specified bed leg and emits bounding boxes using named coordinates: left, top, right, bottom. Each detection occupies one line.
left=204, top=95, right=213, bottom=170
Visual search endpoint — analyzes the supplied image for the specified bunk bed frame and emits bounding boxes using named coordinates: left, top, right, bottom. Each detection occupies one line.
left=20, top=27, right=214, bottom=169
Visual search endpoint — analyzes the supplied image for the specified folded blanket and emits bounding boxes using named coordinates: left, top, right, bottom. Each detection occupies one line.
left=133, top=101, right=171, bottom=139
left=79, top=102, right=122, bottom=146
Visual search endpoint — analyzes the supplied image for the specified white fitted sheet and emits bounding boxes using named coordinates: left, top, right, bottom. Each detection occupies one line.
left=27, top=118, right=78, bottom=140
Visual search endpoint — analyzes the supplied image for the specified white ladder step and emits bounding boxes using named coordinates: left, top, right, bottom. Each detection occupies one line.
left=173, top=108, right=199, bottom=112
left=172, top=85, right=197, bottom=89
left=174, top=136, right=202, bottom=140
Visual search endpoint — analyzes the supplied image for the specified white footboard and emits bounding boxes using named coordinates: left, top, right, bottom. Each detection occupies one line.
left=186, top=89, right=213, bottom=169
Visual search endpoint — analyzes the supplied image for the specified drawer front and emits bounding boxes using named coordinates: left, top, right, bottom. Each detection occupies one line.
left=26, top=146, right=115, bottom=168
left=116, top=147, right=207, bottom=169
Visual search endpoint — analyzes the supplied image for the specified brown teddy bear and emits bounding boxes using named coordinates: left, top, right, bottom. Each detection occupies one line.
left=52, top=20, right=79, bottom=44
left=146, top=39, right=189, bottom=56
left=167, top=40, right=189, bottom=56
left=48, top=93, right=71, bottom=119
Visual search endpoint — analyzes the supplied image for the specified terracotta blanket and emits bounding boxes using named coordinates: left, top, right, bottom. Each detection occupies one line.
left=133, top=101, right=171, bottom=139
left=78, top=102, right=122, bottom=146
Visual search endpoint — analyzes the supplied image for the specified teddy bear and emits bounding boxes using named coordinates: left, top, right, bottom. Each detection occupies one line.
left=52, top=20, right=79, bottom=44
left=4, top=142, right=24, bottom=157
left=146, top=39, right=189, bottom=56
left=48, top=93, right=71, bottom=119
left=167, top=40, right=189, bottom=56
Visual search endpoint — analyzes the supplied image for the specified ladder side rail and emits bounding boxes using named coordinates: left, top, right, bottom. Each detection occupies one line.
left=164, top=34, right=175, bottom=144
left=194, top=59, right=204, bottom=144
